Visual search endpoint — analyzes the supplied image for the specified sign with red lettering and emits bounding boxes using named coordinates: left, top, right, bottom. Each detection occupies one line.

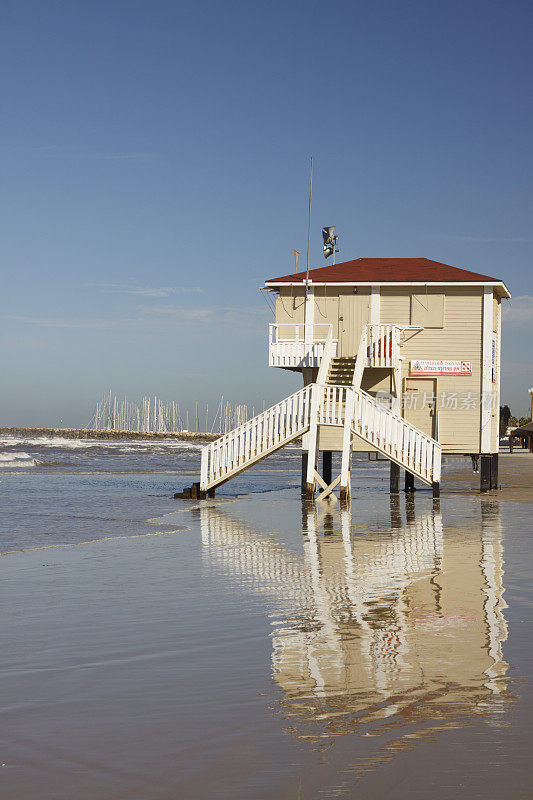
left=410, top=360, right=472, bottom=376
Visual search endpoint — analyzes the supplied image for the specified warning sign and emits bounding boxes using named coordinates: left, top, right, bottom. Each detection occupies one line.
left=410, top=360, right=472, bottom=376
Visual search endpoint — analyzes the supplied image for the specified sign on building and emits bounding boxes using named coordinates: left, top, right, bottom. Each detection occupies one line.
left=410, top=360, right=472, bottom=376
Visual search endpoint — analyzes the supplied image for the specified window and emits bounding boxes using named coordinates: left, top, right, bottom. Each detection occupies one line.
left=410, top=293, right=445, bottom=328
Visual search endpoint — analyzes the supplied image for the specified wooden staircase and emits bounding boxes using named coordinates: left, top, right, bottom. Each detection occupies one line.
left=194, top=324, right=440, bottom=498
left=198, top=384, right=441, bottom=496
left=326, top=357, right=357, bottom=386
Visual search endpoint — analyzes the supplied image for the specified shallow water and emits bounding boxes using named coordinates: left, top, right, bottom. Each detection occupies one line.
left=0, top=437, right=531, bottom=798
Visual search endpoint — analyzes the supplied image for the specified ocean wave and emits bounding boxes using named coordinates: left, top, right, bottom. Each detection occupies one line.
left=0, top=451, right=40, bottom=468
left=0, top=435, right=204, bottom=451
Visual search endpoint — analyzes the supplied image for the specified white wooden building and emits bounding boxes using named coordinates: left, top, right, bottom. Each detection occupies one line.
left=191, top=258, right=510, bottom=501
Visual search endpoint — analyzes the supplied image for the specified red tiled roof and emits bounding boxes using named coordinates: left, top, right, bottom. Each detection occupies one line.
left=265, top=258, right=502, bottom=285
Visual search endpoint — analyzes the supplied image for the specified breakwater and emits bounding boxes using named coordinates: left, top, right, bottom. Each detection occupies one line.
left=0, top=427, right=219, bottom=442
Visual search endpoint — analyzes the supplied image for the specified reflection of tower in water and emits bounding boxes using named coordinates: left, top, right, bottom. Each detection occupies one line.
left=200, top=495, right=509, bottom=738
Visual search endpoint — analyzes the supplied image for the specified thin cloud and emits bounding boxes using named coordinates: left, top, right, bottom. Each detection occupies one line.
left=87, top=283, right=204, bottom=298
left=139, top=304, right=269, bottom=325
left=10, top=305, right=268, bottom=332
left=502, top=296, right=533, bottom=325
left=455, top=235, right=533, bottom=243
left=10, top=316, right=139, bottom=330
left=29, top=148, right=155, bottom=161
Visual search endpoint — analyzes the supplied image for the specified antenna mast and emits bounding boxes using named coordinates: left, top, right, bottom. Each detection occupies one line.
left=305, top=156, right=313, bottom=298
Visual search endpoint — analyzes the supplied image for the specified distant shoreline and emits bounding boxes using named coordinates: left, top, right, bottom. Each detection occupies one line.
left=0, top=427, right=219, bottom=442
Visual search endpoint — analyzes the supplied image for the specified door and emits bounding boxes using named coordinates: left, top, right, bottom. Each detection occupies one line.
left=403, top=378, right=436, bottom=438
left=338, top=290, right=370, bottom=356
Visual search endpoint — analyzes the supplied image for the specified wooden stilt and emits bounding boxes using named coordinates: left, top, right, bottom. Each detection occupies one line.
left=305, top=385, right=320, bottom=496
left=404, top=471, right=415, bottom=493
left=339, top=481, right=350, bottom=504
left=390, top=462, right=400, bottom=494
left=480, top=455, right=491, bottom=492
left=340, top=389, right=354, bottom=502
left=432, top=481, right=440, bottom=498
left=322, top=450, right=332, bottom=486
left=491, top=453, right=499, bottom=489
left=301, top=452, right=308, bottom=495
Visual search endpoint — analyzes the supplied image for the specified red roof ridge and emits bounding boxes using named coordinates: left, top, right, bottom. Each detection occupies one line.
left=265, top=257, right=505, bottom=286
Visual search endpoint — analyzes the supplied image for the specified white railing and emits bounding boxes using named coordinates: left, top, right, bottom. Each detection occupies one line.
left=366, top=324, right=401, bottom=368
left=269, top=323, right=338, bottom=368
left=350, top=388, right=441, bottom=485
left=200, top=379, right=441, bottom=492
left=200, top=385, right=313, bottom=491
left=316, top=325, right=337, bottom=385
left=318, top=385, right=347, bottom=426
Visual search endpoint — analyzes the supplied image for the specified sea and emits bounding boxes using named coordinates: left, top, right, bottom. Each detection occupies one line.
left=0, top=434, right=531, bottom=799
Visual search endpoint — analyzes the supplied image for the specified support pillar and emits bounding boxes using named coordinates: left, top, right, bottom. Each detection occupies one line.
left=480, top=455, right=491, bottom=492
left=432, top=481, right=440, bottom=498
left=301, top=452, right=308, bottom=496
left=305, top=385, right=320, bottom=499
left=339, top=482, right=351, bottom=504
left=322, top=451, right=332, bottom=486
left=491, top=453, right=499, bottom=489
left=340, top=389, right=355, bottom=505
left=390, top=462, right=400, bottom=494
left=404, top=471, right=415, bottom=493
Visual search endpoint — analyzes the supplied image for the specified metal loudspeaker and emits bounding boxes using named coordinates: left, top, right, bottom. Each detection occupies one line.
left=322, top=226, right=339, bottom=260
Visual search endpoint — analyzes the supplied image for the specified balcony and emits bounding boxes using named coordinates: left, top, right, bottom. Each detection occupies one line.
left=268, top=324, right=337, bottom=368
left=366, top=324, right=401, bottom=368
left=269, top=322, right=421, bottom=370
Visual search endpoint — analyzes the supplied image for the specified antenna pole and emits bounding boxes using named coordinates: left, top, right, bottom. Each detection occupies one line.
left=305, top=156, right=313, bottom=298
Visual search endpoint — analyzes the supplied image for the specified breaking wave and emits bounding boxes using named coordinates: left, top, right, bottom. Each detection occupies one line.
left=0, top=451, right=40, bottom=468
left=0, top=436, right=203, bottom=451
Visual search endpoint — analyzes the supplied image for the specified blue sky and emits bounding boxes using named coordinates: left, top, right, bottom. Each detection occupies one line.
left=1, top=0, right=532, bottom=426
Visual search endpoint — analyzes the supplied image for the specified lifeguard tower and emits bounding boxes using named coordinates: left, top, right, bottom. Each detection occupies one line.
left=192, top=257, right=510, bottom=501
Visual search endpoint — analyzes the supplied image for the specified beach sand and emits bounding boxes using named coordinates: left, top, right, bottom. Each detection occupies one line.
left=445, top=451, right=533, bottom=503
left=1, top=454, right=531, bottom=799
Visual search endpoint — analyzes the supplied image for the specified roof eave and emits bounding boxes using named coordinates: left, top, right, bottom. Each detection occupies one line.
left=264, top=279, right=511, bottom=298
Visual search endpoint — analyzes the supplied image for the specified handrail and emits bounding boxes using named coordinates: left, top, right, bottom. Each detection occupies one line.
left=316, top=325, right=336, bottom=385
left=201, top=385, right=312, bottom=490
left=352, top=327, right=368, bottom=389
left=349, top=385, right=442, bottom=484
left=201, top=378, right=441, bottom=493
left=269, top=323, right=333, bottom=343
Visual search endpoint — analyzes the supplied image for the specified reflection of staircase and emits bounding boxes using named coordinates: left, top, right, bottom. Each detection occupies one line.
left=199, top=382, right=441, bottom=495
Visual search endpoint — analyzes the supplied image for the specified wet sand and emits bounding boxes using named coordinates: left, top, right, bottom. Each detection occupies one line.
left=445, top=451, right=533, bottom=503
left=1, top=457, right=532, bottom=799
